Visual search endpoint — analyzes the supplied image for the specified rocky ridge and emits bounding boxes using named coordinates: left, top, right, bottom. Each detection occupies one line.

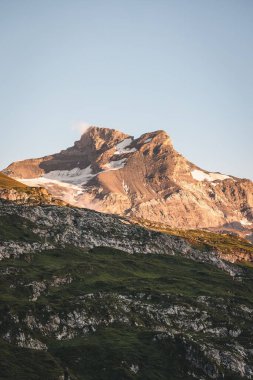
left=0, top=201, right=251, bottom=275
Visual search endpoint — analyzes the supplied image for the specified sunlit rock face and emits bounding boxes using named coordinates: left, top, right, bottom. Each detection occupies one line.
left=4, top=126, right=253, bottom=230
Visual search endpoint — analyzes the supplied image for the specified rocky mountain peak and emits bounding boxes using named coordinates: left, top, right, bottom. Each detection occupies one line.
left=136, top=130, right=175, bottom=156
left=3, top=126, right=253, bottom=232
left=76, top=126, right=130, bottom=152
left=143, top=129, right=172, bottom=142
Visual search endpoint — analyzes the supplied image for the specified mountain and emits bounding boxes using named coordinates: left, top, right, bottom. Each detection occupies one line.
left=2, top=127, right=253, bottom=379
left=1, top=200, right=253, bottom=379
left=1, top=131, right=253, bottom=378
left=3, top=126, right=253, bottom=232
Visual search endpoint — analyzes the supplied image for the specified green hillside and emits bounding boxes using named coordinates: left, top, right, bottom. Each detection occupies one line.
left=0, top=213, right=253, bottom=379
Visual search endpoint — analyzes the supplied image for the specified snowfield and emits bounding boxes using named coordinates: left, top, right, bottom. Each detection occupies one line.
left=191, top=169, right=231, bottom=182
left=114, top=138, right=136, bottom=155
left=16, top=158, right=128, bottom=205
left=44, top=166, right=96, bottom=185
left=16, top=177, right=85, bottom=205
left=240, top=218, right=252, bottom=227
left=104, top=158, right=127, bottom=170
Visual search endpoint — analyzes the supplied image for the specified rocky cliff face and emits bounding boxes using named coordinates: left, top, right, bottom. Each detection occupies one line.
left=4, top=126, right=253, bottom=231
left=1, top=201, right=252, bottom=272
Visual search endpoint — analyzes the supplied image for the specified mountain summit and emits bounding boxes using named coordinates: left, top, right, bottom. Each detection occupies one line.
left=4, top=126, right=253, bottom=230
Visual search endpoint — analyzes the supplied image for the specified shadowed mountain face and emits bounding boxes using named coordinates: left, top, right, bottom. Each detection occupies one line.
left=3, top=126, right=253, bottom=230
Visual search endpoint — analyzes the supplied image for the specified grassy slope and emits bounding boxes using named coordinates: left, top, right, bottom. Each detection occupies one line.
left=0, top=339, right=63, bottom=380
left=166, top=228, right=253, bottom=257
left=0, top=248, right=250, bottom=379
left=133, top=219, right=253, bottom=260
left=0, top=244, right=253, bottom=378
left=0, top=214, right=41, bottom=242
left=0, top=172, right=27, bottom=189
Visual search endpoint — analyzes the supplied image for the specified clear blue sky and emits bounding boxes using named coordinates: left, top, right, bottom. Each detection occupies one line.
left=0, top=0, right=252, bottom=179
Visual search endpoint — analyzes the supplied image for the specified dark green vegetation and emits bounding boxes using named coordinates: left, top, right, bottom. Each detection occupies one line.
left=2, top=246, right=253, bottom=305
left=1, top=211, right=253, bottom=379
left=0, top=214, right=40, bottom=242
left=0, top=339, right=63, bottom=380
left=0, top=245, right=253, bottom=379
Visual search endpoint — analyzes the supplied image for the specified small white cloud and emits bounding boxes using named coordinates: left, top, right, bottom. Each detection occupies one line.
left=71, top=121, right=91, bottom=135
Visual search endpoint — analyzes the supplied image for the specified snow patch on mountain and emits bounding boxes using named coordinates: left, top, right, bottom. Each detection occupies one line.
left=114, top=138, right=136, bottom=155
left=17, top=177, right=79, bottom=189
left=17, top=158, right=128, bottom=206
left=104, top=158, right=127, bottom=170
left=240, top=218, right=252, bottom=227
left=122, top=180, right=130, bottom=194
left=44, top=166, right=96, bottom=185
left=17, top=177, right=85, bottom=204
left=191, top=169, right=231, bottom=182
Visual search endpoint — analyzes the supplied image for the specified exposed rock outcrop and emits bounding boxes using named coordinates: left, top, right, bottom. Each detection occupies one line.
left=0, top=201, right=250, bottom=274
